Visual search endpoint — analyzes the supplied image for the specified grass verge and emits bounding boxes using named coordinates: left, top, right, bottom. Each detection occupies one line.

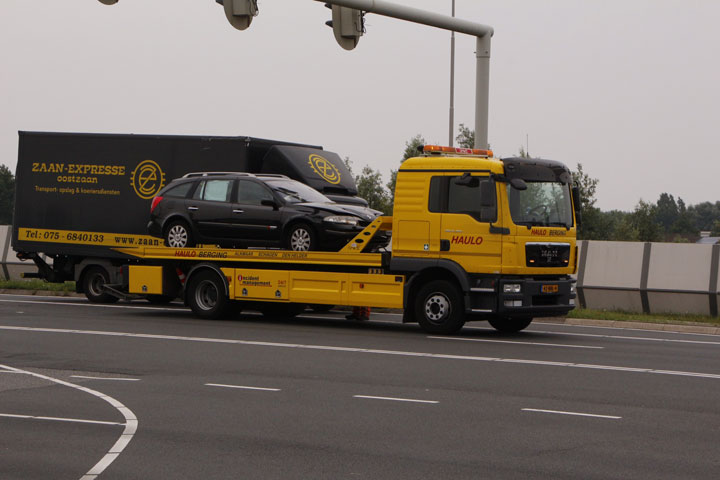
left=0, top=279, right=76, bottom=292
left=567, top=308, right=720, bottom=327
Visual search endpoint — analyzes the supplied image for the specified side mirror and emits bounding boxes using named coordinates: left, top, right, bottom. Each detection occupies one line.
left=572, top=185, right=582, bottom=226
left=480, top=181, right=496, bottom=207
left=454, top=173, right=479, bottom=188
left=261, top=199, right=279, bottom=210
left=510, top=178, right=527, bottom=190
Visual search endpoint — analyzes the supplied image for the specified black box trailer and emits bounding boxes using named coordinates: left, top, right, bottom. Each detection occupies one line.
left=11, top=131, right=362, bottom=295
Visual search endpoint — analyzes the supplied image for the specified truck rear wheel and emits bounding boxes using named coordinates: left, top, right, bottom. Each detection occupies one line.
left=186, top=271, right=230, bottom=319
left=414, top=280, right=465, bottom=334
left=82, top=266, right=119, bottom=304
left=488, top=317, right=533, bottom=333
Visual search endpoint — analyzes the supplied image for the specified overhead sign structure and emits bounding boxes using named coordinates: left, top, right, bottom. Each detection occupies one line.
left=216, top=0, right=258, bottom=31
left=324, top=3, right=365, bottom=50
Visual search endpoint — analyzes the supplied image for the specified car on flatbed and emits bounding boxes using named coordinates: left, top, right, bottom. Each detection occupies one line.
left=147, top=172, right=388, bottom=251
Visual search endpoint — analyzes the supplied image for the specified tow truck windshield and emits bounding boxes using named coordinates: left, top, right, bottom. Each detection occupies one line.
left=508, top=181, right=574, bottom=228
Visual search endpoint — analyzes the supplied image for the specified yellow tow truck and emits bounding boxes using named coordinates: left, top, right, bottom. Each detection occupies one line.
left=122, top=145, right=579, bottom=334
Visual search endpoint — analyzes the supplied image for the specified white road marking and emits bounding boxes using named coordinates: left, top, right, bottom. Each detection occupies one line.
left=0, top=363, right=138, bottom=480
left=4, top=324, right=720, bottom=380
left=205, top=383, right=280, bottom=392
left=428, top=335, right=603, bottom=349
left=0, top=413, right=124, bottom=426
left=0, top=298, right=179, bottom=312
left=71, top=375, right=140, bottom=381
left=354, top=395, right=438, bottom=404
left=522, top=329, right=720, bottom=346
left=522, top=408, right=621, bottom=420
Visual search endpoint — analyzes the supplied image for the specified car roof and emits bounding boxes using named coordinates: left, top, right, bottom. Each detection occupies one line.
left=181, top=172, right=290, bottom=180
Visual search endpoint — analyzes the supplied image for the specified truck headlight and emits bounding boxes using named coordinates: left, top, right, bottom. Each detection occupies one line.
left=503, top=284, right=521, bottom=293
left=324, top=216, right=360, bottom=226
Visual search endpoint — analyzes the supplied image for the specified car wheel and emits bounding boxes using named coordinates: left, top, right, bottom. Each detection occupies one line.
left=164, top=220, right=195, bottom=248
left=286, top=223, right=316, bottom=251
left=82, top=266, right=119, bottom=304
left=414, top=280, right=465, bottom=334
left=488, top=317, right=533, bottom=333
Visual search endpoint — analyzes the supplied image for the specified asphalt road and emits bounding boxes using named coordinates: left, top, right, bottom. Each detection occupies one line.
left=1, top=293, right=719, bottom=479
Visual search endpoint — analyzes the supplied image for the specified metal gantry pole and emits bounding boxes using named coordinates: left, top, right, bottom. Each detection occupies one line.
left=317, top=0, right=493, bottom=150
left=449, top=0, right=455, bottom=147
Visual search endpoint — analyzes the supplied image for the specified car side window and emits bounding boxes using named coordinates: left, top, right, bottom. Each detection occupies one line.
left=236, top=180, right=274, bottom=205
left=428, top=175, right=497, bottom=222
left=164, top=182, right=193, bottom=198
left=194, top=180, right=232, bottom=203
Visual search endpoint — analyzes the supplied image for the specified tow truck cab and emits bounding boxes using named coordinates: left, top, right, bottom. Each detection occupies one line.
left=391, top=146, right=578, bottom=330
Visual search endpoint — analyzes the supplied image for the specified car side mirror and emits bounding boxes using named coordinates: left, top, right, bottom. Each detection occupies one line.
left=261, top=199, right=279, bottom=210
left=510, top=178, right=527, bottom=190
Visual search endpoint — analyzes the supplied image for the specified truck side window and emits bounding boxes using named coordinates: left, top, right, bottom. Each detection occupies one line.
left=198, top=180, right=232, bottom=203
left=236, top=180, right=274, bottom=205
left=428, top=176, right=497, bottom=222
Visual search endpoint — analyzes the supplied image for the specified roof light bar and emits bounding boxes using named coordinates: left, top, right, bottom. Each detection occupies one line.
left=423, top=145, right=493, bottom=157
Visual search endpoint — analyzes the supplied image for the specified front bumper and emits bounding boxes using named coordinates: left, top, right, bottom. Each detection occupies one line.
left=467, top=276, right=576, bottom=318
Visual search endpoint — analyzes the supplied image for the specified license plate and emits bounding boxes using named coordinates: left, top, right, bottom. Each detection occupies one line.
left=541, top=284, right=559, bottom=293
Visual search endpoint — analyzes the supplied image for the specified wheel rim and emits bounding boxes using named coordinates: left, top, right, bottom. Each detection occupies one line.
left=424, top=292, right=450, bottom=324
left=290, top=228, right=311, bottom=251
left=167, top=225, right=188, bottom=248
left=194, top=280, right=218, bottom=311
left=88, top=273, right=106, bottom=297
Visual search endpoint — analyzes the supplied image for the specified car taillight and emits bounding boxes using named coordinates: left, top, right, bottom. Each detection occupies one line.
left=150, top=196, right=163, bottom=213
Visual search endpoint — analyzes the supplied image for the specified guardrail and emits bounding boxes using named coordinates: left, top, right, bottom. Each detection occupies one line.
left=577, top=240, right=720, bottom=317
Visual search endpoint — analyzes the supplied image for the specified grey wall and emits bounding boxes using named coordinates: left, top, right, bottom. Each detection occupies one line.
left=577, top=240, right=720, bottom=317
left=0, top=225, right=47, bottom=281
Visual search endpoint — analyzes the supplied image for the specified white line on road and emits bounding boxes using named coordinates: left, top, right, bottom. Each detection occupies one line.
left=522, top=408, right=621, bottom=420
left=70, top=375, right=140, bottom=381
left=428, top=336, right=603, bottom=349
left=3, top=325, right=720, bottom=380
left=0, top=298, right=179, bottom=312
left=354, top=395, right=438, bottom=404
left=522, top=329, right=720, bottom=346
left=0, top=413, right=125, bottom=426
left=0, top=363, right=138, bottom=480
left=205, top=383, right=280, bottom=392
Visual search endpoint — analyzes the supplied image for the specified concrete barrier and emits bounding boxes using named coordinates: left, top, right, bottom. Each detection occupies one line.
left=577, top=240, right=719, bottom=317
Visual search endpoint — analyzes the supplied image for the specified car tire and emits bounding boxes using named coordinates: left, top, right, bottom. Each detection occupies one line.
left=82, top=266, right=119, bottom=304
left=414, top=280, right=465, bottom=334
left=286, top=223, right=316, bottom=251
left=488, top=317, right=533, bottom=333
left=164, top=220, right=195, bottom=248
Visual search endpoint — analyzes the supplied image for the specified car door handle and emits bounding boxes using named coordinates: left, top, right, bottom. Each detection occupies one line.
left=233, top=209, right=244, bottom=214
left=187, top=206, right=198, bottom=211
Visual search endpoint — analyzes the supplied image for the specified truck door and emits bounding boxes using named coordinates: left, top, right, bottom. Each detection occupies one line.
left=437, top=174, right=503, bottom=274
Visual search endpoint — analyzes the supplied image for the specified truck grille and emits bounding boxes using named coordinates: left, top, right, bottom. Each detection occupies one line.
left=526, top=243, right=570, bottom=267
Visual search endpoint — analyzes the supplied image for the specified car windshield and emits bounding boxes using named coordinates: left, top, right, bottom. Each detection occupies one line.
left=508, top=181, right=574, bottom=228
left=266, top=179, right=332, bottom=204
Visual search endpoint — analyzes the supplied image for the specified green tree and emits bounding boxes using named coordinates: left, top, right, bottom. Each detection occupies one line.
left=655, top=193, right=679, bottom=231
left=570, top=163, right=599, bottom=240
left=356, top=165, right=391, bottom=215
left=455, top=123, right=475, bottom=149
left=388, top=134, right=425, bottom=207
left=0, top=164, right=15, bottom=224
left=628, top=200, right=662, bottom=242
left=711, top=220, right=720, bottom=237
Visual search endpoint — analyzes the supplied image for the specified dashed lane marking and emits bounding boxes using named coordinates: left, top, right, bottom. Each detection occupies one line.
left=71, top=375, right=140, bottom=381
left=205, top=383, right=280, bottom=392
left=354, top=395, right=438, bottom=404
left=0, top=413, right=125, bottom=426
left=3, top=325, right=720, bottom=380
left=522, top=408, right=621, bottom=420
left=428, top=336, right=603, bottom=349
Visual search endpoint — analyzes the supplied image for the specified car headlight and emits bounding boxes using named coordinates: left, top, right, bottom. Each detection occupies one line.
left=324, top=215, right=360, bottom=226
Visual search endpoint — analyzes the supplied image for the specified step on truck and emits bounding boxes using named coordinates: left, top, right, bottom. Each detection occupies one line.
left=121, top=145, right=580, bottom=334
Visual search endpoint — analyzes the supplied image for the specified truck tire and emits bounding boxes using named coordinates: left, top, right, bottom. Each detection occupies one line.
left=164, top=220, right=195, bottom=248
left=260, top=303, right=306, bottom=318
left=414, top=280, right=465, bottom=334
left=82, top=266, right=119, bottom=304
left=286, top=223, right=316, bottom=251
left=488, top=317, right=533, bottom=333
left=186, top=271, right=230, bottom=319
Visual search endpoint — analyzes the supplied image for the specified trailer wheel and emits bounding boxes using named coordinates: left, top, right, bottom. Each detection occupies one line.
left=186, top=271, right=230, bottom=319
left=82, top=267, right=118, bottom=304
left=164, top=220, right=195, bottom=248
left=286, top=223, right=316, bottom=251
left=488, top=317, right=533, bottom=333
left=260, top=303, right=307, bottom=318
left=414, top=280, right=465, bottom=334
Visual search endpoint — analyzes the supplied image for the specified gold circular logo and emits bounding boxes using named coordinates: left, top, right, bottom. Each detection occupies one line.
left=308, top=154, right=341, bottom=185
left=131, top=160, right=166, bottom=199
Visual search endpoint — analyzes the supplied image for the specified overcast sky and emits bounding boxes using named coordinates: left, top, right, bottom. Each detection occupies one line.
left=1, top=0, right=718, bottom=211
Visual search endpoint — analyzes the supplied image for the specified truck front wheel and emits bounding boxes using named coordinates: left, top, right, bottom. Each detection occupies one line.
left=488, top=317, right=533, bottom=333
left=82, top=267, right=119, bottom=304
left=414, top=280, right=465, bottom=334
left=186, top=271, right=230, bottom=319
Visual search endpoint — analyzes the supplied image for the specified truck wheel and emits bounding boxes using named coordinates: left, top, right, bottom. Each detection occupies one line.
left=164, top=220, right=195, bottom=248
left=488, top=317, right=533, bottom=333
left=414, top=280, right=465, bottom=334
left=186, top=271, right=230, bottom=319
left=260, top=303, right=306, bottom=318
left=82, top=267, right=118, bottom=304
left=286, top=223, right=316, bottom=251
